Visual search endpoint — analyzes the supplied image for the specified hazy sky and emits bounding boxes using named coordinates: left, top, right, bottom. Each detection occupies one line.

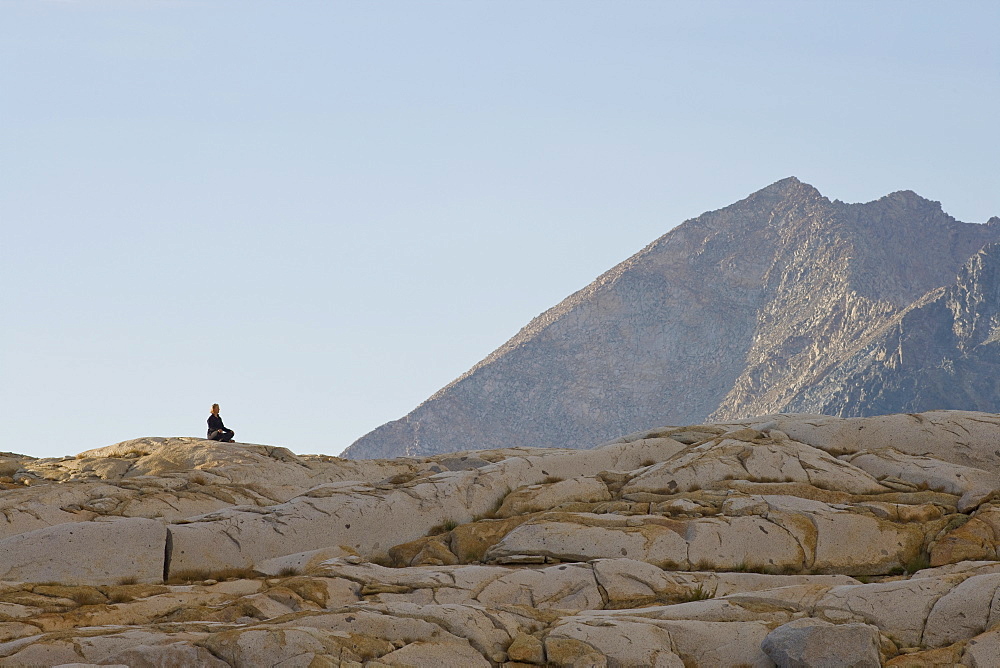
left=3, top=1, right=998, bottom=460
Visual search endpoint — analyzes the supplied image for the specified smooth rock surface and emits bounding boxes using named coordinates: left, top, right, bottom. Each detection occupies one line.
left=2, top=411, right=1000, bottom=666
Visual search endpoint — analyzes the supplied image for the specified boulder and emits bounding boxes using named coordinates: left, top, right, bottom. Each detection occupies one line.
left=101, top=642, right=230, bottom=668
left=761, top=618, right=881, bottom=668
left=255, top=546, right=359, bottom=576
left=483, top=513, right=690, bottom=567
left=546, top=618, right=684, bottom=667
left=0, top=518, right=166, bottom=585
left=816, top=578, right=956, bottom=647
left=930, top=517, right=997, bottom=566
left=621, top=437, right=888, bottom=496
left=845, top=448, right=1000, bottom=512
left=476, top=563, right=603, bottom=611
left=495, top=476, right=612, bottom=517
left=963, top=627, right=1000, bottom=667
left=767, top=412, right=1000, bottom=473
left=923, top=572, right=1000, bottom=647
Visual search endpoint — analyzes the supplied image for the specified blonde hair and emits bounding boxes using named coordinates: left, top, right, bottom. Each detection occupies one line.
left=211, top=403, right=220, bottom=413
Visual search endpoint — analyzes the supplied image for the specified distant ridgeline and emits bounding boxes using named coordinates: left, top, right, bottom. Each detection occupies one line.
left=344, top=178, right=1000, bottom=459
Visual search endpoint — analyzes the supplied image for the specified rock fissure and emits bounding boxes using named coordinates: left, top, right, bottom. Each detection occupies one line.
left=162, top=528, right=173, bottom=582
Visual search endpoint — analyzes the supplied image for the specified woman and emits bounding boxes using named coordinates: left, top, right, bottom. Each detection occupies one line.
left=207, top=403, right=236, bottom=442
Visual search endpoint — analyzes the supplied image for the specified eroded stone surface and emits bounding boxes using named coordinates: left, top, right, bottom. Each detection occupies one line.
left=3, top=411, right=1000, bottom=666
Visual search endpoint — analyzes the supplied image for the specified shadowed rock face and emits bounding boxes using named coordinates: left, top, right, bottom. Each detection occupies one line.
left=786, top=242, right=1000, bottom=417
left=345, top=178, right=1000, bottom=459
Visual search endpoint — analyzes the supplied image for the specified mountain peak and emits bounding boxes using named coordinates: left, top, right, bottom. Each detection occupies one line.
left=754, top=176, right=820, bottom=197
left=874, top=189, right=944, bottom=212
left=344, top=182, right=1000, bottom=459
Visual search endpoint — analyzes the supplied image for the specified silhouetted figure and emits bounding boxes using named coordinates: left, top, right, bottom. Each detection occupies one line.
left=207, top=403, right=235, bottom=442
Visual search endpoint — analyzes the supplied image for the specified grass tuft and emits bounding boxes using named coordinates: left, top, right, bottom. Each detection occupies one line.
left=679, top=583, right=714, bottom=602
left=166, top=569, right=211, bottom=584
left=427, top=519, right=459, bottom=536
left=108, top=590, right=135, bottom=604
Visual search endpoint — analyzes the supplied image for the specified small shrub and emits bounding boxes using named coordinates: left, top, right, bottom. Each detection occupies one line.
left=278, top=566, right=302, bottom=577
left=427, top=520, right=458, bottom=536
left=34, top=585, right=106, bottom=607
left=679, top=583, right=714, bottom=602
left=108, top=590, right=135, bottom=604
left=118, top=575, right=139, bottom=586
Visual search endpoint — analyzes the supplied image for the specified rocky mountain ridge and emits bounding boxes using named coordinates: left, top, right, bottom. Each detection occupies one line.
left=345, top=178, right=1000, bottom=459
left=4, top=412, right=1000, bottom=665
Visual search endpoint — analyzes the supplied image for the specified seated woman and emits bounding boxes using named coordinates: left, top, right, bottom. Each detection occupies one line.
left=207, top=403, right=236, bottom=442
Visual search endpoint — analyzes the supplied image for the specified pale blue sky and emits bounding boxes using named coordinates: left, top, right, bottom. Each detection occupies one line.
left=2, top=1, right=998, bottom=460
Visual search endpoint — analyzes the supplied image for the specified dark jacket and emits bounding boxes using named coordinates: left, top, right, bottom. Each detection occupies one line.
left=208, top=414, right=225, bottom=436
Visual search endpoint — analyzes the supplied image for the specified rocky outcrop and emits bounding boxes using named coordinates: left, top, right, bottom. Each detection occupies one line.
left=344, top=179, right=1000, bottom=459
left=4, top=412, right=1000, bottom=665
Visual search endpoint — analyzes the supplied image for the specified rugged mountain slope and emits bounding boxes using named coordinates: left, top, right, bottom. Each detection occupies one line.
left=785, top=241, right=1000, bottom=417
left=345, top=179, right=999, bottom=459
